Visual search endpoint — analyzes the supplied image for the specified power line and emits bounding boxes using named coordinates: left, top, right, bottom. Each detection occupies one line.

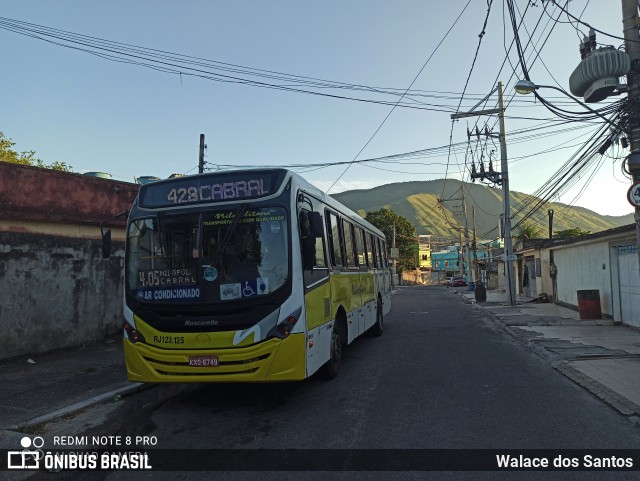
left=325, top=0, right=472, bottom=193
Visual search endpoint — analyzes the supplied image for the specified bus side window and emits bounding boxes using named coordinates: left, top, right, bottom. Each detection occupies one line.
left=300, top=208, right=328, bottom=286
left=377, top=238, right=384, bottom=268
left=326, top=211, right=343, bottom=268
left=368, top=233, right=377, bottom=268
left=355, top=227, right=366, bottom=267
left=342, top=220, right=356, bottom=268
left=381, top=240, right=388, bottom=267
left=300, top=209, right=327, bottom=269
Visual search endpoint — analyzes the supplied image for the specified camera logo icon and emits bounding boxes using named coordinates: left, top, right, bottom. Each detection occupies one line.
left=7, top=436, right=44, bottom=470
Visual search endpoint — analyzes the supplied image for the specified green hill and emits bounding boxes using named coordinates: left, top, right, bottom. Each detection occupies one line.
left=332, top=179, right=633, bottom=242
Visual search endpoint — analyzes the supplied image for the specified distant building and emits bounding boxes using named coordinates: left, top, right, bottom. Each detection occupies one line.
left=418, top=234, right=432, bottom=270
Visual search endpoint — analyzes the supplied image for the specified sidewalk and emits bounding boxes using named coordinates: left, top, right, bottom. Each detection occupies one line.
left=457, top=287, right=640, bottom=418
left=0, top=335, right=141, bottom=437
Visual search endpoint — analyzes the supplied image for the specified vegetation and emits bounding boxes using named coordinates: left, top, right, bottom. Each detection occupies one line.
left=333, top=179, right=633, bottom=241
left=364, top=208, right=417, bottom=271
left=554, top=228, right=591, bottom=239
left=0, top=131, right=72, bottom=172
left=516, top=222, right=543, bottom=241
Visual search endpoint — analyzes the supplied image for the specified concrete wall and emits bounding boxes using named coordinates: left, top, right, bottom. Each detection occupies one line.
left=0, top=163, right=139, bottom=360
left=554, top=241, right=613, bottom=315
left=0, top=232, right=125, bottom=359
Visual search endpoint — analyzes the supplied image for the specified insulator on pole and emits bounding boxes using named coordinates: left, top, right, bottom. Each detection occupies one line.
left=583, top=35, right=591, bottom=55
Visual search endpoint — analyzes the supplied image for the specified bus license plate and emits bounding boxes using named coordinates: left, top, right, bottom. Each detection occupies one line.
left=189, top=355, right=219, bottom=367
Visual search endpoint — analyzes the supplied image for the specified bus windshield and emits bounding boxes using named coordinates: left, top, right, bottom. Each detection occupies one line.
left=127, top=206, right=289, bottom=304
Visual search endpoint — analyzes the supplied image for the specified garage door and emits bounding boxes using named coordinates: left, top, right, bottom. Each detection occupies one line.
left=617, top=245, right=640, bottom=327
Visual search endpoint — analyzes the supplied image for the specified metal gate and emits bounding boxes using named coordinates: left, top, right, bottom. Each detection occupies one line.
left=617, top=245, right=640, bottom=327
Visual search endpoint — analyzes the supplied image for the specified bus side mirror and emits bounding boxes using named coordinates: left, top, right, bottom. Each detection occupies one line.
left=102, top=229, right=112, bottom=259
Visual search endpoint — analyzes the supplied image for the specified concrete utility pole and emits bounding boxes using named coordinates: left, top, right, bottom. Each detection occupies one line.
left=198, top=134, right=206, bottom=174
left=472, top=205, right=478, bottom=283
left=459, top=231, right=464, bottom=276
left=498, top=82, right=517, bottom=306
left=621, top=0, right=640, bottom=272
left=461, top=185, right=474, bottom=288
left=451, top=81, right=516, bottom=305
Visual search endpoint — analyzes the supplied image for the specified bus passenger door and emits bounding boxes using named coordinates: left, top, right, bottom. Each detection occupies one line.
left=299, top=208, right=331, bottom=375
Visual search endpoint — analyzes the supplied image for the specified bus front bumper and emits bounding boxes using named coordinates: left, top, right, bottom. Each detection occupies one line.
left=124, top=333, right=306, bottom=383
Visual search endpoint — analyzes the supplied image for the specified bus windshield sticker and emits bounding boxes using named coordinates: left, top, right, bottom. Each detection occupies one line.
left=202, top=266, right=218, bottom=282
left=220, top=283, right=242, bottom=301
left=257, top=277, right=268, bottom=295
left=139, top=171, right=285, bottom=208
left=135, top=287, right=200, bottom=302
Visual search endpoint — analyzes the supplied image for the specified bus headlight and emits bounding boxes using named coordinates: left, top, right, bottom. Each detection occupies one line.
left=123, top=322, right=146, bottom=343
left=267, top=308, right=302, bottom=339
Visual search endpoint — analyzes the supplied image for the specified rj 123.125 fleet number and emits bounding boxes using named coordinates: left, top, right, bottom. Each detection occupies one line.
left=153, top=336, right=185, bottom=344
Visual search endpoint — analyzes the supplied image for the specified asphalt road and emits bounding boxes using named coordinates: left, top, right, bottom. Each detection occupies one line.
left=34, top=285, right=640, bottom=481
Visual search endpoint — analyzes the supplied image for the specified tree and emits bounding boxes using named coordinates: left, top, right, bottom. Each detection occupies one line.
left=364, top=208, right=417, bottom=271
left=554, top=227, right=591, bottom=239
left=515, top=221, right=542, bottom=241
left=0, top=131, right=72, bottom=172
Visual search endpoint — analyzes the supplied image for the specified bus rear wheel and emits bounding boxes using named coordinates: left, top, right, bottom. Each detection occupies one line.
left=321, top=321, right=344, bottom=380
left=370, top=298, right=384, bottom=337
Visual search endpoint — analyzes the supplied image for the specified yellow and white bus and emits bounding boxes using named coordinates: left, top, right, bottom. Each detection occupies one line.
left=104, top=168, right=391, bottom=382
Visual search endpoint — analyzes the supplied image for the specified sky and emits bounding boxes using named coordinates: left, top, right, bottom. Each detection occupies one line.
left=1, top=1, right=635, bottom=218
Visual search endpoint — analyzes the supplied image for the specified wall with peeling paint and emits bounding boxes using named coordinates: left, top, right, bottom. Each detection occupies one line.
left=0, top=163, right=140, bottom=360
left=0, top=233, right=126, bottom=359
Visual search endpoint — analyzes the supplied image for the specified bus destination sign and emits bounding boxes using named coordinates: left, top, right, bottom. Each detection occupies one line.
left=139, top=170, right=286, bottom=208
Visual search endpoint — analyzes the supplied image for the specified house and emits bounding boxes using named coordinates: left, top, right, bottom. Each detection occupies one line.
left=514, top=224, right=639, bottom=327
left=418, top=235, right=432, bottom=270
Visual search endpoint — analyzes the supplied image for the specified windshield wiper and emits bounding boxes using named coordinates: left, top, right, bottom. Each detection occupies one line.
left=217, top=204, right=248, bottom=256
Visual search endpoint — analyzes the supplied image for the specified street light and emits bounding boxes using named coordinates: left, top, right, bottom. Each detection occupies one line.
left=514, top=80, right=623, bottom=132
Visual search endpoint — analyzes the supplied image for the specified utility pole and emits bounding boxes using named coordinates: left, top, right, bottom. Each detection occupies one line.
left=392, top=221, right=398, bottom=285
left=451, top=81, right=516, bottom=305
left=498, top=82, right=517, bottom=306
left=621, top=0, right=640, bottom=273
left=461, top=185, right=473, bottom=287
left=198, top=134, right=206, bottom=174
left=459, top=231, right=464, bottom=276
left=472, top=206, right=478, bottom=284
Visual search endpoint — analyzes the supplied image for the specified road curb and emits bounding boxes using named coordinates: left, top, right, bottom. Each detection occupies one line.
left=465, top=295, right=557, bottom=361
left=555, top=363, right=640, bottom=417
left=461, top=291, right=640, bottom=419
left=9, top=383, right=148, bottom=431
